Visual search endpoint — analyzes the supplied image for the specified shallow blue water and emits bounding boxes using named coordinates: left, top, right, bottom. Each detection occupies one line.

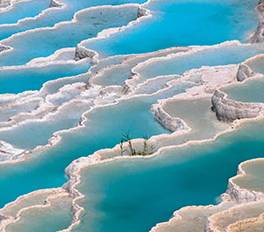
left=221, top=57, right=264, bottom=103
left=222, top=77, right=264, bottom=103
left=0, top=0, right=49, bottom=25
left=6, top=202, right=73, bottom=232
left=72, top=119, right=264, bottom=232
left=0, top=0, right=146, bottom=41
left=0, top=96, right=172, bottom=208
left=0, top=62, right=90, bottom=94
left=0, top=6, right=138, bottom=67
left=85, top=0, right=259, bottom=57
left=136, top=44, right=261, bottom=81
left=0, top=0, right=263, bottom=231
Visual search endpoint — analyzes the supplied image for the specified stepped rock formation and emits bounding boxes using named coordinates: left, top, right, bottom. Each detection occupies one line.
left=211, top=89, right=264, bottom=122
left=236, top=64, right=255, bottom=82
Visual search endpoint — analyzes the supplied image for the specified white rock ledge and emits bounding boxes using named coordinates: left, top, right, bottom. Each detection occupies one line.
left=236, top=64, right=255, bottom=82
left=226, top=159, right=264, bottom=204
left=0, top=140, right=25, bottom=161
left=151, top=100, right=190, bottom=132
left=64, top=155, right=100, bottom=178
left=226, top=180, right=262, bottom=204
left=211, top=89, right=264, bottom=122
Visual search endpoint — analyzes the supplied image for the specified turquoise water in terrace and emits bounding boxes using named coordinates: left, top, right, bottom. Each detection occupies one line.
left=247, top=56, right=264, bottom=74
left=6, top=197, right=73, bottom=232
left=0, top=0, right=49, bottom=25
left=0, top=0, right=146, bottom=41
left=0, top=81, right=191, bottom=150
left=221, top=56, right=264, bottom=103
left=222, top=77, right=264, bottom=103
left=0, top=62, right=90, bottom=94
left=134, top=44, right=261, bottom=83
left=0, top=6, right=138, bottom=67
left=39, top=55, right=128, bottom=96
left=0, top=94, right=175, bottom=208
left=0, top=0, right=264, bottom=231
left=72, top=119, right=264, bottom=232
left=84, top=0, right=259, bottom=57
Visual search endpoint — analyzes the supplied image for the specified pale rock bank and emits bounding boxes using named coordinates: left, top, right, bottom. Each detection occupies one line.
left=211, top=89, right=264, bottom=122
left=205, top=200, right=264, bottom=232
left=226, top=179, right=263, bottom=204
left=64, top=155, right=100, bottom=178
left=0, top=140, right=24, bottom=161
left=151, top=100, right=190, bottom=132
left=226, top=159, right=264, bottom=204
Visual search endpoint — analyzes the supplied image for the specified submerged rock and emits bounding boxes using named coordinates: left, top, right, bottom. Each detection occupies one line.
left=137, top=7, right=147, bottom=18
left=0, top=44, right=11, bottom=52
left=49, top=0, right=63, bottom=8
left=236, top=64, right=255, bottom=82
left=74, top=44, right=97, bottom=63
left=211, top=89, right=263, bottom=122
